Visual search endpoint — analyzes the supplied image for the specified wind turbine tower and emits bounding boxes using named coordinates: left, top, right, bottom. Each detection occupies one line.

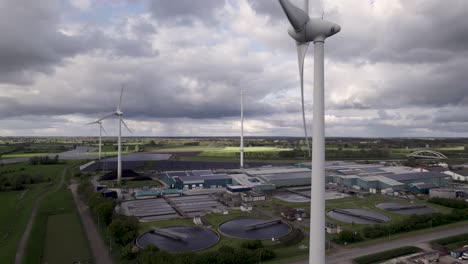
left=278, top=0, right=341, bottom=263
left=240, top=89, right=244, bottom=168
left=86, top=121, right=107, bottom=160
left=96, top=85, right=132, bottom=184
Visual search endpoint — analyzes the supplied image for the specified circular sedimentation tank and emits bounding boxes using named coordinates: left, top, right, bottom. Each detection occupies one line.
left=327, top=208, right=390, bottom=224
left=136, top=226, right=219, bottom=253
left=376, top=202, right=435, bottom=215
left=218, top=218, right=291, bottom=240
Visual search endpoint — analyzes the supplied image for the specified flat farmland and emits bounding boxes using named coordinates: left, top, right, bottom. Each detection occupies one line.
left=199, top=147, right=291, bottom=157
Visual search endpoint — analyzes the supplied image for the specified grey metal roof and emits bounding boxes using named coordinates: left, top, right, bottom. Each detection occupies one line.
left=178, top=176, right=204, bottom=183
left=192, top=170, right=213, bottom=176
left=386, top=172, right=448, bottom=181
left=410, top=183, right=439, bottom=189
left=166, top=171, right=188, bottom=177
left=201, top=174, right=231, bottom=180
left=260, top=171, right=311, bottom=181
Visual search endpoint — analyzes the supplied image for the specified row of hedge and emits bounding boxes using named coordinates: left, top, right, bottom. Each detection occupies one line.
left=362, top=209, right=468, bottom=239
left=131, top=243, right=275, bottom=264
left=431, top=233, right=468, bottom=246
left=77, top=180, right=139, bottom=247
left=353, top=246, right=421, bottom=264
left=428, top=197, right=468, bottom=209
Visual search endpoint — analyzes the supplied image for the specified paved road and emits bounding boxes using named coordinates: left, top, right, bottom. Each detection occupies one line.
left=70, top=182, right=113, bottom=264
left=15, top=166, right=69, bottom=264
left=291, top=225, right=468, bottom=264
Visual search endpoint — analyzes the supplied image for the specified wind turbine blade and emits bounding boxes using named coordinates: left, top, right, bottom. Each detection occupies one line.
left=117, top=84, right=124, bottom=112
left=96, top=113, right=116, bottom=123
left=121, top=119, right=132, bottom=134
left=86, top=121, right=99, bottom=125
left=278, top=0, right=310, bottom=31
left=297, top=42, right=311, bottom=157
left=100, top=124, right=108, bottom=135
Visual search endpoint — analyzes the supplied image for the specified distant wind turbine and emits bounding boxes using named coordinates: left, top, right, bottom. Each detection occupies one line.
left=86, top=120, right=108, bottom=160
left=96, top=85, right=132, bottom=184
left=240, top=89, right=244, bottom=168
left=278, top=0, right=341, bottom=263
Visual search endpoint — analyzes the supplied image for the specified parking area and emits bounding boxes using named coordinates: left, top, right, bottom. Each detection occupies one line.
left=118, top=198, right=180, bottom=221
left=167, top=195, right=227, bottom=217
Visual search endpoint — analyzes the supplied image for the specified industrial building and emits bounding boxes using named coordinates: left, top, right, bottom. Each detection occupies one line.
left=385, top=172, right=450, bottom=185
left=161, top=170, right=233, bottom=190
left=242, top=167, right=312, bottom=188
left=326, top=163, right=451, bottom=193
left=443, top=169, right=468, bottom=182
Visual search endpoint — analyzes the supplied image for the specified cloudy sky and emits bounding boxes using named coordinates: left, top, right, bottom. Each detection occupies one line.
left=1, top=0, right=467, bottom=137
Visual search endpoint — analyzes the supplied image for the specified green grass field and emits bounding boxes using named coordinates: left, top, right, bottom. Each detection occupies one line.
left=0, top=184, right=50, bottom=263
left=43, top=213, right=92, bottom=264
left=146, top=145, right=219, bottom=153
left=0, top=162, right=72, bottom=263
left=1, top=153, right=51, bottom=159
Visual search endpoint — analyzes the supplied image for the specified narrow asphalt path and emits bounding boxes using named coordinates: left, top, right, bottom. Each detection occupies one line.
left=15, top=166, right=69, bottom=264
left=291, top=224, right=468, bottom=264
left=70, top=182, right=113, bottom=264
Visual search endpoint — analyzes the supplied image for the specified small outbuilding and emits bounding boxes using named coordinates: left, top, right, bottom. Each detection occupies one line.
left=101, top=190, right=118, bottom=198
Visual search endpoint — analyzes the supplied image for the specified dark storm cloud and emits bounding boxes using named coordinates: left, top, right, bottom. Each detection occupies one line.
left=433, top=108, right=468, bottom=123
left=148, top=0, right=224, bottom=25
left=0, top=0, right=87, bottom=84
left=0, top=0, right=158, bottom=85
left=362, top=59, right=468, bottom=109
left=327, top=0, right=468, bottom=64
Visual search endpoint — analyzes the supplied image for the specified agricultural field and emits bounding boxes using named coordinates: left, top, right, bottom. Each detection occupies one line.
left=0, top=144, right=70, bottom=159
left=199, top=147, right=292, bottom=157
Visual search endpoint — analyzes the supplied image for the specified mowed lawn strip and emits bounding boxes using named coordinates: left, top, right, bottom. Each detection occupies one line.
left=0, top=185, right=48, bottom=263
left=43, top=213, right=92, bottom=264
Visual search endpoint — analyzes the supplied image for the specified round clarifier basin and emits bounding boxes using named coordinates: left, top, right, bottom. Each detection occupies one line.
left=136, top=226, right=219, bottom=253
left=376, top=202, right=435, bottom=215
left=218, top=218, right=291, bottom=240
left=327, top=208, right=390, bottom=225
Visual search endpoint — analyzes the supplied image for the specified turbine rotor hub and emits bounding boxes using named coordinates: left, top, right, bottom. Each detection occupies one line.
left=288, top=18, right=340, bottom=43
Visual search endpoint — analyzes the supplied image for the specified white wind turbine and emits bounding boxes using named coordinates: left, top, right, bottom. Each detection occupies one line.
left=240, top=89, right=244, bottom=168
left=86, top=120, right=108, bottom=160
left=278, top=0, right=341, bottom=263
left=96, top=85, right=132, bottom=184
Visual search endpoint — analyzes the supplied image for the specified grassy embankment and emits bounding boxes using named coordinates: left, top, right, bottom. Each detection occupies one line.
left=0, top=162, right=93, bottom=264
left=0, top=162, right=73, bottom=263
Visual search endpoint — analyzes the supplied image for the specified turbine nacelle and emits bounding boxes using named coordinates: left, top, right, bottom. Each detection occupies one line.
left=116, top=110, right=123, bottom=116
left=287, top=18, right=341, bottom=43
